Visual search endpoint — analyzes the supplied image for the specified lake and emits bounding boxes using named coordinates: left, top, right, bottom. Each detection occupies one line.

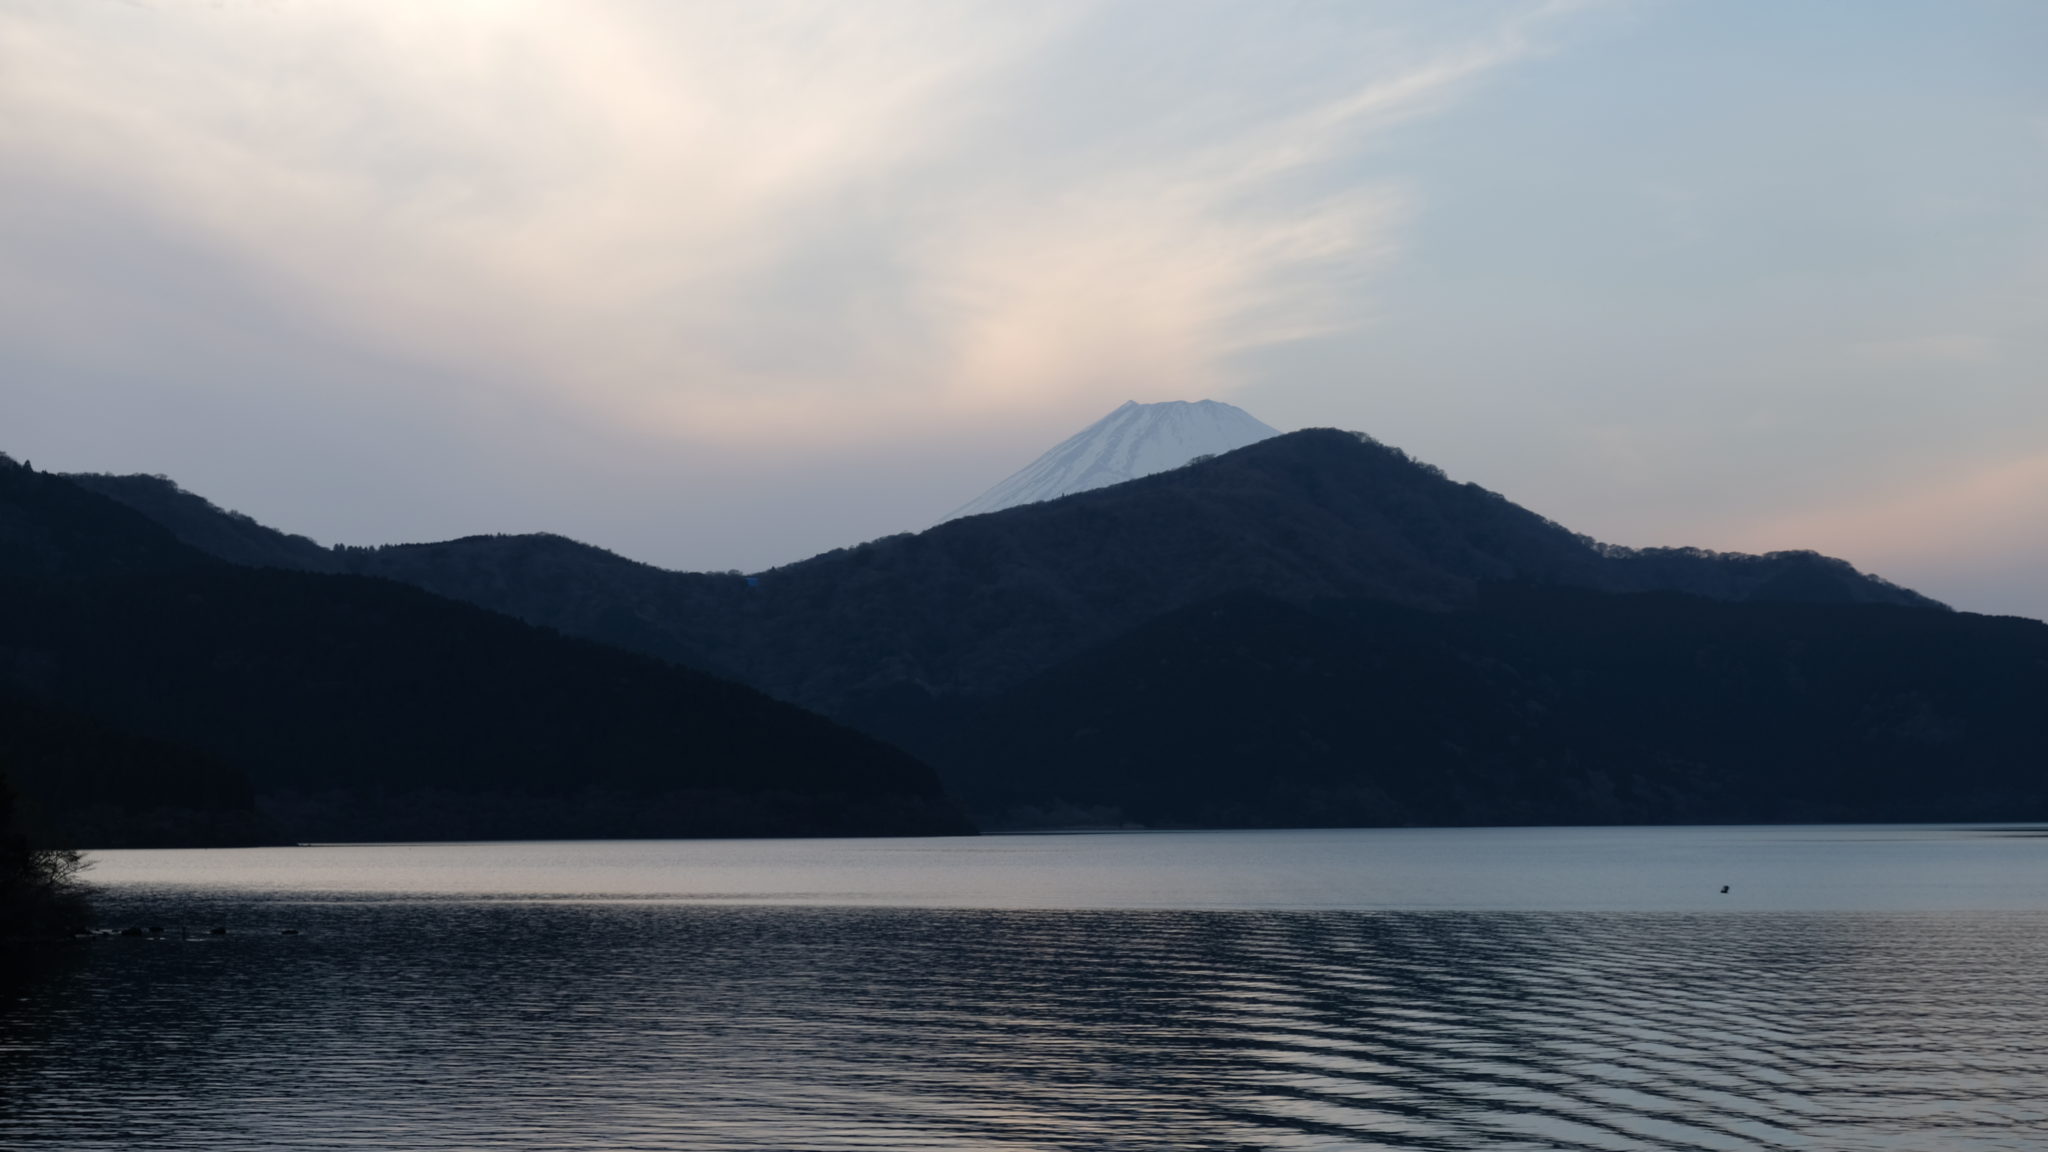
left=6, top=824, right=2048, bottom=1150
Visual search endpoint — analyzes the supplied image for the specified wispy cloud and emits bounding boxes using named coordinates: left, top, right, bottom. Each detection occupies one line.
left=0, top=0, right=1579, bottom=444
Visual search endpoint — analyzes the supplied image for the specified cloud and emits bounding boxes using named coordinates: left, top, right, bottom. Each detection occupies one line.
left=0, top=0, right=1578, bottom=445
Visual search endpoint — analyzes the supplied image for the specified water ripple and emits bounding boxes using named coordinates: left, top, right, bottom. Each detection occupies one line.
left=5, top=904, right=2048, bottom=1150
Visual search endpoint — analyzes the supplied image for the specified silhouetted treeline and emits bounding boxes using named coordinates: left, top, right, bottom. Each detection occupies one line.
left=74, top=430, right=1942, bottom=731
left=64, top=432, right=2040, bottom=834
left=3, top=459, right=969, bottom=844
left=925, top=586, right=2048, bottom=828
left=66, top=470, right=340, bottom=573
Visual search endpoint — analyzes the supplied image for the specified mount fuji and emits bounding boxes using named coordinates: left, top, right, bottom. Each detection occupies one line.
left=944, top=399, right=1279, bottom=521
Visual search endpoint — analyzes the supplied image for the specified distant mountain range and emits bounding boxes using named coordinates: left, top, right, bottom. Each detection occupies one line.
left=945, top=399, right=1279, bottom=519
left=0, top=456, right=968, bottom=846
left=76, top=428, right=1942, bottom=715
left=60, top=417, right=2047, bottom=833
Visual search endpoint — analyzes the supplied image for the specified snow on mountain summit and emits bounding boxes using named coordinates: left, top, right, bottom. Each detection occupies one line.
left=945, top=399, right=1280, bottom=521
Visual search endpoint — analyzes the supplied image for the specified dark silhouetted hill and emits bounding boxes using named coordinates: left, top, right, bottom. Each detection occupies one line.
left=931, top=587, right=2047, bottom=829
left=343, top=533, right=737, bottom=676
left=73, top=431, right=1941, bottom=730
left=0, top=688, right=282, bottom=848
left=1, top=458, right=967, bottom=843
left=67, top=471, right=342, bottom=573
left=73, top=431, right=2026, bottom=834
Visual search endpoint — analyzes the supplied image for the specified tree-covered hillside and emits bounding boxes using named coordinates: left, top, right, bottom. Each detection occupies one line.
left=76, top=430, right=1940, bottom=730
left=2, top=458, right=968, bottom=844
left=64, top=433, right=2041, bottom=835
left=933, top=586, right=2048, bottom=829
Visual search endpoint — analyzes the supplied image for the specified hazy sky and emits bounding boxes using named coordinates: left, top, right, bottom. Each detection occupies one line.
left=3, top=1, right=2042, bottom=618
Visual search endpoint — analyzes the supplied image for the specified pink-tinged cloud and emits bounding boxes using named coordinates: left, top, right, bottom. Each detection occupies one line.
left=0, top=1, right=1582, bottom=447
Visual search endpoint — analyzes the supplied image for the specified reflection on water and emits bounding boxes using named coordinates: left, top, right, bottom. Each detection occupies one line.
left=66, top=823, right=2048, bottom=911
left=6, top=829, right=2048, bottom=1150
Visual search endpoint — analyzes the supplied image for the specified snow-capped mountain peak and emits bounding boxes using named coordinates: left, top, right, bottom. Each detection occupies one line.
left=945, top=399, right=1280, bottom=520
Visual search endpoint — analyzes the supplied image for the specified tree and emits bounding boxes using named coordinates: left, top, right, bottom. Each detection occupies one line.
left=0, top=770, right=91, bottom=940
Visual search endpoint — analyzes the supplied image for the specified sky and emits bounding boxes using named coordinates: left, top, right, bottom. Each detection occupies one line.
left=2, top=0, right=2042, bottom=618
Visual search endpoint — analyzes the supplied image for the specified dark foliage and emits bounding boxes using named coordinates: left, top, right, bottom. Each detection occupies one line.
left=0, top=768, right=90, bottom=941
left=0, top=688, right=282, bottom=847
left=342, top=533, right=739, bottom=677
left=934, top=586, right=2048, bottom=829
left=65, top=432, right=2028, bottom=835
left=67, top=471, right=341, bottom=573
left=0, top=460, right=968, bottom=843
left=74, top=430, right=1942, bottom=729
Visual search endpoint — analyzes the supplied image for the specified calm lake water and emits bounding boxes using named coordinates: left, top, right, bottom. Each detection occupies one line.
left=6, top=825, right=2048, bottom=1150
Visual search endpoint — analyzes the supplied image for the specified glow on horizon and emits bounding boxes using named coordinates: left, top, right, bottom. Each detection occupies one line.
left=1727, top=452, right=2048, bottom=606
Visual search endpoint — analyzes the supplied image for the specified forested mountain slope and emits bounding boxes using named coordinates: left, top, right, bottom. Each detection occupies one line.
left=71, top=431, right=2030, bottom=834
left=932, top=586, right=2047, bottom=829
left=5, top=458, right=967, bottom=844
left=75, top=430, right=1939, bottom=730
left=0, top=688, right=280, bottom=848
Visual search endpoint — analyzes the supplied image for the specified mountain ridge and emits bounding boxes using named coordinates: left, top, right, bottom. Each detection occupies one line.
left=72, top=428, right=1942, bottom=723
left=56, top=429, right=2042, bottom=832
left=5, top=457, right=968, bottom=844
